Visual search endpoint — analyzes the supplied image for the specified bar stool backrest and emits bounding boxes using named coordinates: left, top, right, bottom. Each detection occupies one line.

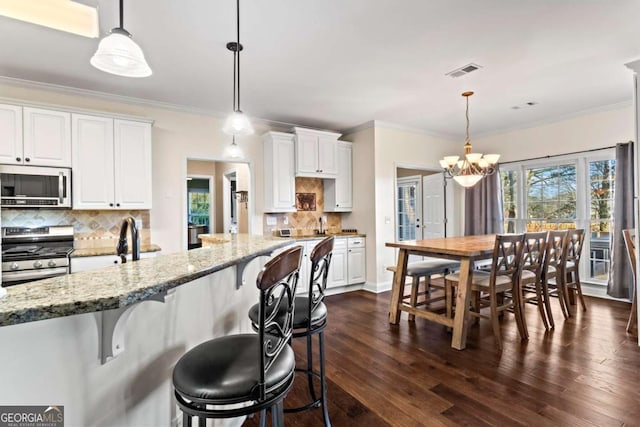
left=308, top=236, right=335, bottom=321
left=256, top=245, right=303, bottom=400
left=489, top=234, right=526, bottom=292
left=522, top=231, right=548, bottom=279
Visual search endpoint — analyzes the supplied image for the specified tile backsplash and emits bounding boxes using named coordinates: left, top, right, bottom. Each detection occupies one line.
left=1, top=209, right=151, bottom=249
left=263, top=177, right=342, bottom=236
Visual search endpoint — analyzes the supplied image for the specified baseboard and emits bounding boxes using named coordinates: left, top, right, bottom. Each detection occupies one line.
left=362, top=280, right=392, bottom=294
left=325, top=284, right=364, bottom=296
left=582, top=282, right=632, bottom=303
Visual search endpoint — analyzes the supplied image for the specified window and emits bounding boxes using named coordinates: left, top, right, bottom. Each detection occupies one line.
left=500, top=150, right=615, bottom=284
left=187, top=178, right=210, bottom=226
left=397, top=177, right=420, bottom=241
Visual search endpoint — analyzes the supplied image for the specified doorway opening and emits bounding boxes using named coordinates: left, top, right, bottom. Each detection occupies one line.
left=185, top=159, right=250, bottom=250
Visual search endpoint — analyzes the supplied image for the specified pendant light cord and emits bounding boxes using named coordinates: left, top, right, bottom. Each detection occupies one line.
left=232, top=50, right=237, bottom=111
left=236, top=0, right=241, bottom=112
left=119, top=0, right=124, bottom=29
left=465, top=95, right=470, bottom=143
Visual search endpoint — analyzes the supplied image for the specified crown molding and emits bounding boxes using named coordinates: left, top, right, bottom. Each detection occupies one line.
left=0, top=75, right=333, bottom=132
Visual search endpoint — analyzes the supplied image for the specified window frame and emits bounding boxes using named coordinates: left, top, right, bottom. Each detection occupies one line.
left=499, top=148, right=615, bottom=285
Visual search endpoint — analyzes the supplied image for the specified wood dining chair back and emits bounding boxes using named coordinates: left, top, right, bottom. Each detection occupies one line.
left=520, top=231, right=550, bottom=330
left=622, top=228, right=637, bottom=336
left=564, top=229, right=586, bottom=315
left=444, top=233, right=527, bottom=350
left=541, top=230, right=569, bottom=325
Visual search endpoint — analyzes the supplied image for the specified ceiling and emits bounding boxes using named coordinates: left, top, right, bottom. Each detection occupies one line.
left=1, top=0, right=640, bottom=139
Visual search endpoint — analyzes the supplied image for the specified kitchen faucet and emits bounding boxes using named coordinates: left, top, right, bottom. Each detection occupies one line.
left=116, top=216, right=140, bottom=263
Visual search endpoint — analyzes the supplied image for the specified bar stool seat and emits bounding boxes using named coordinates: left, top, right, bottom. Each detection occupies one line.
left=173, top=334, right=295, bottom=402
left=248, top=297, right=327, bottom=330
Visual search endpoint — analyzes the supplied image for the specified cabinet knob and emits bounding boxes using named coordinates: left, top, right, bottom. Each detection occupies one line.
left=336, top=204, right=339, bottom=207
left=109, top=203, right=114, bottom=207
left=15, top=157, right=21, bottom=162
left=25, top=157, right=30, bottom=162
left=114, top=260, right=118, bottom=264
left=116, top=203, right=120, bottom=207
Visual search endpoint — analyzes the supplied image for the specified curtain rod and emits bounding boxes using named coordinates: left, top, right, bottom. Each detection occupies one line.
left=499, top=143, right=626, bottom=165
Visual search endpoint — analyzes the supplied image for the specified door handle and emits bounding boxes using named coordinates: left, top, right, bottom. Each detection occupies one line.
left=58, top=172, right=64, bottom=203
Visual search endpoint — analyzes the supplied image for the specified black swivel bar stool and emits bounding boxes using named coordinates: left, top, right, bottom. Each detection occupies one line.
left=250, top=235, right=335, bottom=426
left=172, top=245, right=303, bottom=427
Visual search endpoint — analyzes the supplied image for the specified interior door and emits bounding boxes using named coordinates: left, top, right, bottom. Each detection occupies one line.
left=422, top=173, right=445, bottom=239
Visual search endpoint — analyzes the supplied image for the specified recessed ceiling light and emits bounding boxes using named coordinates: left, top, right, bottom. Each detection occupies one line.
left=511, top=106, right=521, bottom=110
left=526, top=101, right=538, bottom=106
left=0, top=0, right=99, bottom=38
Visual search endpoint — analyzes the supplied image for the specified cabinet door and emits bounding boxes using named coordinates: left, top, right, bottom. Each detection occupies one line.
left=295, top=133, right=318, bottom=175
left=327, top=244, right=348, bottom=289
left=23, top=107, right=71, bottom=167
left=114, top=120, right=152, bottom=209
left=317, top=134, right=338, bottom=175
left=348, top=247, right=366, bottom=284
left=0, top=104, right=23, bottom=164
left=264, top=133, right=296, bottom=212
left=72, top=114, right=115, bottom=209
left=325, top=141, right=352, bottom=212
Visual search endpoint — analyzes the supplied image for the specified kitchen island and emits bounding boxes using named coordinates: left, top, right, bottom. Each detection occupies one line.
left=0, top=234, right=290, bottom=427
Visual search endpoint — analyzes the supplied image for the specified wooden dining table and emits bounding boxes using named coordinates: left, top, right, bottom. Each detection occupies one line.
left=386, top=234, right=497, bottom=350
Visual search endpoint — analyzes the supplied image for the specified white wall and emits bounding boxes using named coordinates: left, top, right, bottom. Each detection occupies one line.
left=472, top=106, right=634, bottom=161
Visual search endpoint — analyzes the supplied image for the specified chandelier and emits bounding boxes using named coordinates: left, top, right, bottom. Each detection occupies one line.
left=439, top=91, right=499, bottom=187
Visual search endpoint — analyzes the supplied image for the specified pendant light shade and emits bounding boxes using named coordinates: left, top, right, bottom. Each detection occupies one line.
left=223, top=110, right=254, bottom=136
left=90, top=0, right=152, bottom=78
left=225, top=136, right=244, bottom=159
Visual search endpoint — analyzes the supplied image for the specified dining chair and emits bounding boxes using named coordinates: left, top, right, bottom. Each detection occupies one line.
left=444, top=234, right=527, bottom=350
left=520, top=231, right=549, bottom=331
left=541, top=230, right=569, bottom=325
left=386, top=258, right=460, bottom=321
left=172, top=245, right=302, bottom=427
left=563, top=229, right=586, bottom=315
left=622, top=228, right=638, bottom=336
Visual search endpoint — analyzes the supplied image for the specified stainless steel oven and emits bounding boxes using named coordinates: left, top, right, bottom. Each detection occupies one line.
left=1, top=226, right=74, bottom=286
left=0, top=165, right=71, bottom=208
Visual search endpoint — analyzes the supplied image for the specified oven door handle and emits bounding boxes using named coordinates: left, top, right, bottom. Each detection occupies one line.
left=58, top=171, right=64, bottom=204
left=2, top=267, right=69, bottom=284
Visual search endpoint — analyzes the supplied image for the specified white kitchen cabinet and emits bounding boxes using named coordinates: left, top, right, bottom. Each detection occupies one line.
left=0, top=104, right=23, bottom=165
left=324, top=141, right=353, bottom=212
left=293, top=127, right=339, bottom=178
left=72, top=114, right=152, bottom=210
left=347, top=237, right=366, bottom=285
left=263, top=132, right=296, bottom=212
left=22, top=107, right=72, bottom=167
left=327, top=237, right=348, bottom=288
left=0, top=106, right=71, bottom=167
left=71, top=251, right=159, bottom=273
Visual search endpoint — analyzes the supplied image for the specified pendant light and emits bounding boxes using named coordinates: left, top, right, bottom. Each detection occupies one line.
left=222, top=0, right=254, bottom=136
left=225, top=135, right=244, bottom=159
left=90, top=0, right=152, bottom=78
left=439, top=91, right=500, bottom=187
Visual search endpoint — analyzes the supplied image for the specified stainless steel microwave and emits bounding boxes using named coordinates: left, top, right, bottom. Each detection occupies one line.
left=0, top=165, right=71, bottom=208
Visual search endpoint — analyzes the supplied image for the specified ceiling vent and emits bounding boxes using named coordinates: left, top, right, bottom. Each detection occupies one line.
left=445, top=63, right=482, bottom=78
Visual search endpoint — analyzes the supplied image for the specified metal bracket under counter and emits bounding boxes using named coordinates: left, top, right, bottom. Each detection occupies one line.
left=98, top=289, right=174, bottom=364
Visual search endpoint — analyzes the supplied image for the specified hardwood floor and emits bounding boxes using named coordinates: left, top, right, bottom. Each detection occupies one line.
left=245, top=287, right=639, bottom=426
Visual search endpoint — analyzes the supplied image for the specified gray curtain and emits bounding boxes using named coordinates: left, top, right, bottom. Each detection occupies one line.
left=608, top=142, right=634, bottom=299
left=464, top=167, right=504, bottom=236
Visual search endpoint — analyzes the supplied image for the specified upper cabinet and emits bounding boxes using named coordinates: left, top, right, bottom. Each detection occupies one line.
left=0, top=104, right=23, bottom=165
left=263, top=131, right=296, bottom=212
left=72, top=114, right=152, bottom=210
left=293, top=127, right=340, bottom=178
left=324, top=141, right=353, bottom=212
left=0, top=105, right=71, bottom=167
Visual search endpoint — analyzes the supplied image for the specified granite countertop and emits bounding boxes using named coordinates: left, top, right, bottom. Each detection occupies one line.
left=0, top=235, right=289, bottom=327
left=71, top=244, right=162, bottom=258
left=277, top=233, right=366, bottom=241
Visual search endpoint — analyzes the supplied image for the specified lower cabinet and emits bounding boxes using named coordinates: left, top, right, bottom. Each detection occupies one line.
left=346, top=237, right=366, bottom=285
left=70, top=251, right=159, bottom=273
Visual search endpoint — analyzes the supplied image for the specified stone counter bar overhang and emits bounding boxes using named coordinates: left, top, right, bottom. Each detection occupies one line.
left=0, top=234, right=290, bottom=327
